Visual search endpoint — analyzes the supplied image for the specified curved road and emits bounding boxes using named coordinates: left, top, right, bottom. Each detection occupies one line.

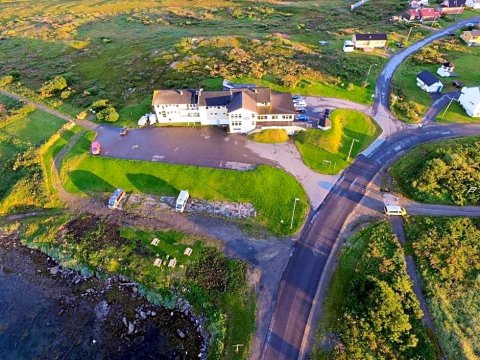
left=260, top=17, right=480, bottom=360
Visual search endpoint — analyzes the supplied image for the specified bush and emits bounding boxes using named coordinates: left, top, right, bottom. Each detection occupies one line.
left=391, top=137, right=480, bottom=205
left=60, top=90, right=71, bottom=99
left=39, top=76, right=68, bottom=98
left=76, top=111, right=88, bottom=120
left=0, top=75, right=14, bottom=87
left=91, top=99, right=109, bottom=111
left=392, top=100, right=421, bottom=123
left=186, top=248, right=247, bottom=294
left=249, top=129, right=289, bottom=143
left=96, top=106, right=119, bottom=122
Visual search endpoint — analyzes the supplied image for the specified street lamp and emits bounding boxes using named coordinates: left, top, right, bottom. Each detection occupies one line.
left=347, top=138, right=359, bottom=161
left=364, top=63, right=378, bottom=87
left=290, top=198, right=300, bottom=230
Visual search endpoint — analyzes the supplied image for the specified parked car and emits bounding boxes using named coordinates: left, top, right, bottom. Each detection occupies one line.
left=91, top=141, right=101, bottom=155
left=453, top=80, right=464, bottom=88
left=120, top=127, right=129, bottom=136
left=108, top=188, right=126, bottom=209
left=296, top=114, right=309, bottom=121
left=294, top=100, right=307, bottom=107
left=295, top=107, right=306, bottom=113
left=396, top=42, right=404, bottom=48
left=292, top=94, right=303, bottom=100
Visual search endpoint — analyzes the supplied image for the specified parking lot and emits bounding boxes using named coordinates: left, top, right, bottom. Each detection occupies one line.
left=95, top=125, right=276, bottom=170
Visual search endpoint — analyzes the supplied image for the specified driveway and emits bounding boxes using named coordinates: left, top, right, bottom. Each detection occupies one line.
left=95, top=125, right=275, bottom=170
left=422, top=91, right=461, bottom=124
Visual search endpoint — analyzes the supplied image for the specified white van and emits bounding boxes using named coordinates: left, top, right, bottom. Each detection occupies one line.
left=384, top=205, right=407, bottom=216
left=176, top=190, right=189, bottom=212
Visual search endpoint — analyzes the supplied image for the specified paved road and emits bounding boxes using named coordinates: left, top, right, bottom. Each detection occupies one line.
left=403, top=201, right=480, bottom=217
left=260, top=123, right=480, bottom=359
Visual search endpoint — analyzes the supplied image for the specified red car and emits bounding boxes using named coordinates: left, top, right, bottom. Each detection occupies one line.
left=91, top=141, right=101, bottom=155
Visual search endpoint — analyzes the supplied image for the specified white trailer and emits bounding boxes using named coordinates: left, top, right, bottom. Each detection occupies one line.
left=176, top=190, right=189, bottom=212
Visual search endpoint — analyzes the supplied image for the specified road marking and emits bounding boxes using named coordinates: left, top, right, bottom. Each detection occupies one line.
left=394, top=145, right=402, bottom=152
left=441, top=131, right=451, bottom=135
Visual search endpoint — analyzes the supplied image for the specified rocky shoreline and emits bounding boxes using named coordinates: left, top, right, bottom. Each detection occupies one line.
left=0, top=230, right=208, bottom=359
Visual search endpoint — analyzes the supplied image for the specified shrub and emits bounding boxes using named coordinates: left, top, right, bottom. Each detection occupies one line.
left=60, top=90, right=71, bottom=99
left=0, top=75, right=14, bottom=87
left=96, top=106, right=119, bottom=122
left=39, top=76, right=68, bottom=98
left=76, top=111, right=88, bottom=120
left=91, top=99, right=109, bottom=111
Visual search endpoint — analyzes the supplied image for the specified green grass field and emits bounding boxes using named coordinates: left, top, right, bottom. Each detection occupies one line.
left=405, top=216, right=480, bottom=360
left=314, top=221, right=436, bottom=359
left=436, top=100, right=480, bottom=124
left=60, top=132, right=308, bottom=235
left=0, top=105, right=66, bottom=214
left=294, top=109, right=381, bottom=174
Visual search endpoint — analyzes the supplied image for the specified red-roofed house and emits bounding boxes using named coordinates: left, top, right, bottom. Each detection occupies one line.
left=418, top=8, right=441, bottom=21
left=403, top=9, right=419, bottom=21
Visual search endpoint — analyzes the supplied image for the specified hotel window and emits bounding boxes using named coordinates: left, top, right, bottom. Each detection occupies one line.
left=231, top=120, right=242, bottom=126
left=272, top=115, right=278, bottom=120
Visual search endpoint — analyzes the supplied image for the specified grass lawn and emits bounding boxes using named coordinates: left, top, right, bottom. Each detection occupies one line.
left=236, top=76, right=374, bottom=105
left=60, top=132, right=309, bottom=235
left=313, top=221, right=436, bottom=359
left=0, top=104, right=67, bottom=214
left=0, top=109, right=65, bottom=145
left=405, top=216, right=480, bottom=360
left=15, top=214, right=255, bottom=359
left=435, top=101, right=479, bottom=124
left=294, top=109, right=381, bottom=174
left=390, top=136, right=480, bottom=205
left=248, top=129, right=289, bottom=143
left=39, top=125, right=83, bottom=204
left=392, top=38, right=480, bottom=123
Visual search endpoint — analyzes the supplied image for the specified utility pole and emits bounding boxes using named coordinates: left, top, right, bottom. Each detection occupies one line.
left=364, top=63, right=378, bottom=87
left=290, top=198, right=300, bottom=230
left=406, top=26, right=414, bottom=44
left=442, top=97, right=455, bottom=117
left=347, top=138, right=359, bottom=161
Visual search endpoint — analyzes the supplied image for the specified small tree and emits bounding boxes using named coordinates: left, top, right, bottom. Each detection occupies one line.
left=39, top=76, right=68, bottom=98
left=96, top=106, right=119, bottom=122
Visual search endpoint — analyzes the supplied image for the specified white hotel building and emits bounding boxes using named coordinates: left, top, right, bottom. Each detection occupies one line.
left=151, top=86, right=297, bottom=134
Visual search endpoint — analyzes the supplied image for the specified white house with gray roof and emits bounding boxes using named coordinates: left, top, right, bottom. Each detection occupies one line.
left=151, top=86, right=297, bottom=133
left=458, top=86, right=480, bottom=117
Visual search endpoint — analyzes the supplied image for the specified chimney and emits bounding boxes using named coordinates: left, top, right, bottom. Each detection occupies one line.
left=178, top=90, right=183, bottom=95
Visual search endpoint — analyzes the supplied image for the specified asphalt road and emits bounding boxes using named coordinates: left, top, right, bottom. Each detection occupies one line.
left=404, top=202, right=480, bottom=217
left=422, top=91, right=461, bottom=123
left=260, top=122, right=480, bottom=359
